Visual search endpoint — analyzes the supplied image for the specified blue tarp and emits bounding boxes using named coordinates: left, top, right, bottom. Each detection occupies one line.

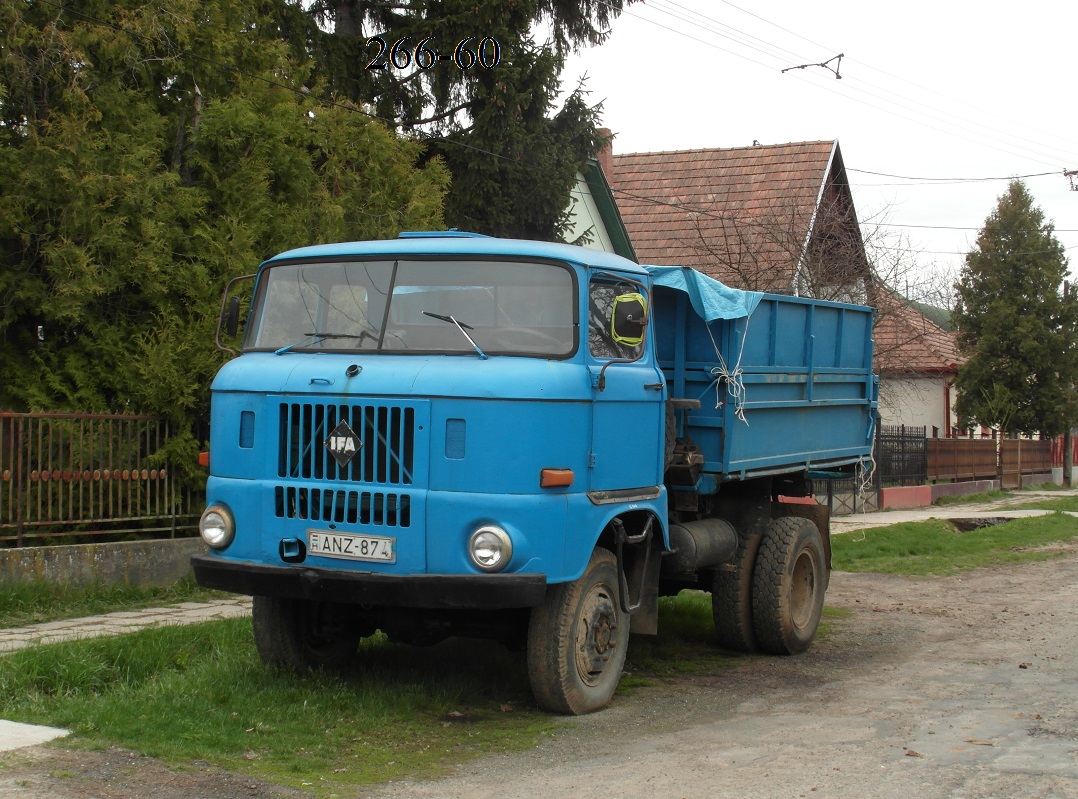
left=645, top=265, right=762, bottom=321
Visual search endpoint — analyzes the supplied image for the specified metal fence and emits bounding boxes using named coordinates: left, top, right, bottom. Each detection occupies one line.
left=877, top=424, right=927, bottom=487
left=0, top=411, right=203, bottom=546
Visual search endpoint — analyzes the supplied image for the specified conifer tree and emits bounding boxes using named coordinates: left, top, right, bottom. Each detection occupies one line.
left=952, top=180, right=1078, bottom=437
left=291, top=0, right=636, bottom=239
left=0, top=1, right=447, bottom=467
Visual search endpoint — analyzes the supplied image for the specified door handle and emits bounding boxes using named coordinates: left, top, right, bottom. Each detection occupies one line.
left=644, top=383, right=665, bottom=390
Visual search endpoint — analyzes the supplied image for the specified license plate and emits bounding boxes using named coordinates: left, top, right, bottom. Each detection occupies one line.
left=307, top=530, right=396, bottom=563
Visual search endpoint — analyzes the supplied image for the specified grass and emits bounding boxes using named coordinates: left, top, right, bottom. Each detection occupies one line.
left=0, top=577, right=228, bottom=630
left=624, top=590, right=741, bottom=680
left=832, top=512, right=1078, bottom=575
left=1008, top=495, right=1078, bottom=512
left=0, top=589, right=732, bottom=795
left=0, top=620, right=551, bottom=793
left=931, top=488, right=1013, bottom=506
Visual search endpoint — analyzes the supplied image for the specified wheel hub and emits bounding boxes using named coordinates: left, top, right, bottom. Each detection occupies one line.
left=575, top=584, right=619, bottom=686
left=790, top=550, right=818, bottom=630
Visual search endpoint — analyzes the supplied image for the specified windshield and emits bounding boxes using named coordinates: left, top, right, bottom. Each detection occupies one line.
left=245, top=258, right=577, bottom=357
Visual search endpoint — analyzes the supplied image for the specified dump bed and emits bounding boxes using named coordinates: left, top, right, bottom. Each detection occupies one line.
left=651, top=270, right=877, bottom=482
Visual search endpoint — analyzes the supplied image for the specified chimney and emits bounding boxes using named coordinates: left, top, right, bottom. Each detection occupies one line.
left=596, top=127, right=615, bottom=181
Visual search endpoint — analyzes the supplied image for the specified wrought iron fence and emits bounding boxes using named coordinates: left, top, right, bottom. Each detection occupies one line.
left=0, top=412, right=203, bottom=546
left=876, top=424, right=928, bottom=487
left=814, top=475, right=879, bottom=515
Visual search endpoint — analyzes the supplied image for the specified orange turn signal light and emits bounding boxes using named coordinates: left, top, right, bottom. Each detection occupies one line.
left=198, top=451, right=210, bottom=468
left=540, top=468, right=574, bottom=488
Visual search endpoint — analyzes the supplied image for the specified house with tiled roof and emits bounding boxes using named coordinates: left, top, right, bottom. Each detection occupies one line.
left=598, top=136, right=870, bottom=302
left=872, top=293, right=964, bottom=436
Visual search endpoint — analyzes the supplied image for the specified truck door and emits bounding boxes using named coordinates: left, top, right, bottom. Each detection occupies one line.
left=586, top=276, right=666, bottom=492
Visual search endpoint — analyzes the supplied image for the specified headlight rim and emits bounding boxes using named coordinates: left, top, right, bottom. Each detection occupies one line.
left=199, top=503, right=235, bottom=549
left=468, top=524, right=513, bottom=573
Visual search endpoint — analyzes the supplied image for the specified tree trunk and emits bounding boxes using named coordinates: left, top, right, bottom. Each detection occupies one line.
left=334, top=2, right=363, bottom=37
left=1064, top=430, right=1073, bottom=488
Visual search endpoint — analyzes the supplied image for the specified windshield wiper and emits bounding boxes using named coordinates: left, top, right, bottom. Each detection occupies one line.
left=274, top=332, right=358, bottom=355
left=423, top=312, right=487, bottom=360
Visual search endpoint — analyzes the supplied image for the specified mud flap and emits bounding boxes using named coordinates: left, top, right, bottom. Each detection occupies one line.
left=612, top=516, right=663, bottom=635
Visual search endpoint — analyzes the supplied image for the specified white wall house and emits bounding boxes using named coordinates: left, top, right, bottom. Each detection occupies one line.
left=874, top=297, right=962, bottom=436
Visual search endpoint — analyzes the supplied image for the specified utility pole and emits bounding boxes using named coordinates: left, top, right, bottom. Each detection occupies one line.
left=1066, top=281, right=1075, bottom=486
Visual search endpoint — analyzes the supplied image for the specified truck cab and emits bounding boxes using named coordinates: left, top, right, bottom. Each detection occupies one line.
left=193, top=233, right=672, bottom=713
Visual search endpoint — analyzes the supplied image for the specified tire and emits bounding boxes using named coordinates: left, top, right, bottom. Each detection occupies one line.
left=527, top=548, right=629, bottom=715
left=751, top=517, right=828, bottom=655
left=711, top=526, right=763, bottom=653
left=252, top=595, right=359, bottom=671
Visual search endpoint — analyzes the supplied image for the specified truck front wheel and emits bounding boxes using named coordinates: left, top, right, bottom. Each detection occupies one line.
left=252, top=596, right=359, bottom=671
left=526, top=548, right=629, bottom=715
left=751, top=517, right=827, bottom=655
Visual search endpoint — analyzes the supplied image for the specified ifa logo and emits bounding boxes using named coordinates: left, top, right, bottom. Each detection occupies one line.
left=324, top=420, right=362, bottom=467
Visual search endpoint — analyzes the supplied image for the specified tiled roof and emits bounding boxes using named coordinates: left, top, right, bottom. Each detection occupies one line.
left=606, top=141, right=840, bottom=291
left=874, top=294, right=963, bottom=374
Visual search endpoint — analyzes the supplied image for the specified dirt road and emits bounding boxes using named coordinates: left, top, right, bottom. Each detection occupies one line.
left=360, top=545, right=1078, bottom=799
left=5, top=543, right=1078, bottom=798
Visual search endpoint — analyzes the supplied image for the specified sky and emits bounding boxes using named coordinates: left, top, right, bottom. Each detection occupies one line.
left=558, top=0, right=1078, bottom=296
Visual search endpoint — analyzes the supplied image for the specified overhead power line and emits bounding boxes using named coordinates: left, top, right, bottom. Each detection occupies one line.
left=620, top=0, right=1078, bottom=169
left=848, top=169, right=1060, bottom=183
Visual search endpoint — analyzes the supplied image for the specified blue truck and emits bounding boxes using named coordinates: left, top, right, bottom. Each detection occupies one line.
left=192, top=231, right=877, bottom=714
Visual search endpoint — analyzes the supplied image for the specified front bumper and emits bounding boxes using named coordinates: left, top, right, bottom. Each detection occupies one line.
left=191, top=553, right=548, bottom=610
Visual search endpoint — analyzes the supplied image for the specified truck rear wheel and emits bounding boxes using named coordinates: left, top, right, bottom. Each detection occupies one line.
left=252, top=596, right=359, bottom=671
left=526, top=548, right=629, bottom=715
left=711, top=527, right=763, bottom=653
left=751, top=517, right=827, bottom=655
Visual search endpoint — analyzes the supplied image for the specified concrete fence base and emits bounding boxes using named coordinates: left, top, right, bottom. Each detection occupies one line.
left=929, top=480, right=999, bottom=503
left=0, top=538, right=205, bottom=587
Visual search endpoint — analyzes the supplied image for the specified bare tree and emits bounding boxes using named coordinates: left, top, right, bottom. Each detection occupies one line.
left=680, top=193, right=962, bottom=432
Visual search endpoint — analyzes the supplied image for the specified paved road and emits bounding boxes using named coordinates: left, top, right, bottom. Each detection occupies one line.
left=0, top=598, right=252, bottom=656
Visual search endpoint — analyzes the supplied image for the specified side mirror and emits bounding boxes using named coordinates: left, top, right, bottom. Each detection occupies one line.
left=215, top=274, right=255, bottom=355
left=610, top=292, right=647, bottom=346
left=222, top=296, right=240, bottom=338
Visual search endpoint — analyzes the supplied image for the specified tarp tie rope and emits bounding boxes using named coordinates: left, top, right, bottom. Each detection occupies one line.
left=857, top=453, right=877, bottom=499
left=857, top=415, right=878, bottom=501
left=706, top=313, right=751, bottom=426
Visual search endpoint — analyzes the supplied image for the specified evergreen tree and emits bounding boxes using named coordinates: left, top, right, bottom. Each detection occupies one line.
left=0, top=1, right=447, bottom=467
left=952, top=180, right=1078, bottom=437
left=291, top=0, right=635, bottom=239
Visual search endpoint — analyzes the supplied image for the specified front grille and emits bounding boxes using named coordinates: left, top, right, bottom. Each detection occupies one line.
left=274, top=486, right=411, bottom=527
left=278, top=402, right=415, bottom=485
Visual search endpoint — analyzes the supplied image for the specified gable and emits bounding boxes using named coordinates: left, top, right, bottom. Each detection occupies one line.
left=606, top=139, right=869, bottom=298
left=564, top=158, right=637, bottom=261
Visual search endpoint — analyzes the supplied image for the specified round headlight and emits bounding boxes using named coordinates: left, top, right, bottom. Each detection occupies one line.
left=199, top=504, right=235, bottom=549
left=469, top=525, right=512, bottom=572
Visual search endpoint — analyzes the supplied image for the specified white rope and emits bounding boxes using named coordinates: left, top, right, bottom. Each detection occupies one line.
left=856, top=452, right=877, bottom=498
left=706, top=314, right=751, bottom=425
